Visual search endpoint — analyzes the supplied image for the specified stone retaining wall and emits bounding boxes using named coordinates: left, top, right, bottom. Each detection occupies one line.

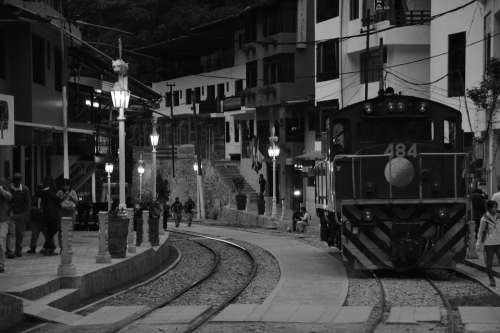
left=0, top=293, right=23, bottom=331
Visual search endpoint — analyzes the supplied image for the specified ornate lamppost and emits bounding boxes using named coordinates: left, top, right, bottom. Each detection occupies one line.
left=137, top=156, right=145, bottom=201
left=105, top=162, right=114, bottom=211
left=268, top=126, right=280, bottom=218
left=150, top=118, right=159, bottom=200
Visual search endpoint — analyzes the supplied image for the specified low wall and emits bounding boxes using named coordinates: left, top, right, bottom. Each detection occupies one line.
left=218, top=207, right=281, bottom=229
left=0, top=293, right=23, bottom=331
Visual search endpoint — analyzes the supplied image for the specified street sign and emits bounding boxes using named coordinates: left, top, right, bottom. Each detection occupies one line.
left=0, top=94, right=14, bottom=146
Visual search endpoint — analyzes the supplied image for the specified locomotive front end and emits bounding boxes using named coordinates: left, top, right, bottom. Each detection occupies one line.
left=319, top=94, right=469, bottom=270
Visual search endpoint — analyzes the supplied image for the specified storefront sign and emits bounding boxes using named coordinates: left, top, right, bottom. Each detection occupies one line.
left=0, top=94, right=14, bottom=146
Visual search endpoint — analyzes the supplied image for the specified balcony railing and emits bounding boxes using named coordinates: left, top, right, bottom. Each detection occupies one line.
left=363, top=9, right=430, bottom=27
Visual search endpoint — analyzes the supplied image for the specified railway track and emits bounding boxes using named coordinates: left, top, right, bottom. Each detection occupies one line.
left=23, top=230, right=258, bottom=333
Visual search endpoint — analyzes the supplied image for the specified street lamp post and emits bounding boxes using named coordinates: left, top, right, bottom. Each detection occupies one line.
left=150, top=117, right=159, bottom=200
left=105, top=162, right=114, bottom=211
left=268, top=126, right=280, bottom=218
left=137, top=156, right=145, bottom=201
left=111, top=38, right=130, bottom=210
left=193, top=161, right=202, bottom=220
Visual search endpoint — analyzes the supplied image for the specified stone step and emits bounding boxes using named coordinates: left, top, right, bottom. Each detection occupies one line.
left=24, top=302, right=83, bottom=325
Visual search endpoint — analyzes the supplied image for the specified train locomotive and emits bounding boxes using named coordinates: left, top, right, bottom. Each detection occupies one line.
left=315, top=92, right=469, bottom=270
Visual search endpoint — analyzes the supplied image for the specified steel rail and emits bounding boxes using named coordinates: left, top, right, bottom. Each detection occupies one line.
left=425, top=275, right=457, bottom=333
left=366, top=271, right=387, bottom=333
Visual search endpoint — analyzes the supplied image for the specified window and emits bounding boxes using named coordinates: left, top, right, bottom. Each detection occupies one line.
left=443, top=120, right=456, bottom=146
left=359, top=118, right=433, bottom=143
left=186, top=89, right=192, bottom=105
left=54, top=47, right=62, bottom=91
left=32, top=34, right=45, bottom=85
left=165, top=92, right=172, bottom=107
left=360, top=47, right=387, bottom=84
left=226, top=122, right=230, bottom=142
left=201, top=86, right=205, bottom=96
left=235, top=79, right=244, bottom=95
left=286, top=118, right=304, bottom=142
left=317, top=0, right=339, bottom=23
left=317, top=39, right=339, bottom=82
left=263, top=2, right=297, bottom=36
left=194, top=87, right=201, bottom=102
left=0, top=31, right=5, bottom=79
left=226, top=82, right=229, bottom=91
left=263, top=54, right=295, bottom=84
left=173, top=91, right=180, bottom=106
left=217, top=83, right=225, bottom=99
left=350, top=0, right=359, bottom=20
left=484, top=13, right=491, bottom=73
left=244, top=14, right=257, bottom=42
left=246, top=61, right=258, bottom=88
left=207, top=85, right=215, bottom=101
left=448, top=32, right=466, bottom=97
left=234, top=121, right=240, bottom=142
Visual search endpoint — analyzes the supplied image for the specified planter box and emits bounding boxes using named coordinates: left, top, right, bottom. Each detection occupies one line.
left=108, top=215, right=129, bottom=258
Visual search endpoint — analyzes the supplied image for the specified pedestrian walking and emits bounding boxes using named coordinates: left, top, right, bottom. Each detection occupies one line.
left=184, top=197, right=195, bottom=227
left=8, top=173, right=31, bottom=257
left=259, top=174, right=266, bottom=195
left=471, top=185, right=487, bottom=234
left=171, top=197, right=183, bottom=228
left=476, top=200, right=500, bottom=287
left=163, top=202, right=170, bottom=230
left=40, top=178, right=60, bottom=256
left=28, top=184, right=44, bottom=254
left=0, top=178, right=12, bottom=273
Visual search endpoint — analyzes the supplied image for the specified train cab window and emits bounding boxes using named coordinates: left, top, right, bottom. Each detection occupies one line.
left=359, top=118, right=433, bottom=143
left=443, top=120, right=456, bottom=147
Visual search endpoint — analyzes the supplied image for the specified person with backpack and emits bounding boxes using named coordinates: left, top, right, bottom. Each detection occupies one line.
left=476, top=200, right=500, bottom=287
left=40, top=178, right=61, bottom=256
left=171, top=197, right=183, bottom=228
left=184, top=197, right=195, bottom=227
left=8, top=173, right=31, bottom=257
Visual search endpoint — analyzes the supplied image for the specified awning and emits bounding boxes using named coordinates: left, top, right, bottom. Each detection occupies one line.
left=295, top=151, right=325, bottom=161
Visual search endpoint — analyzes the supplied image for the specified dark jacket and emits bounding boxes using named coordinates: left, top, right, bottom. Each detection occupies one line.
left=41, top=187, right=61, bottom=221
left=184, top=199, right=195, bottom=213
left=172, top=201, right=183, bottom=214
left=471, top=190, right=487, bottom=221
left=9, top=184, right=31, bottom=215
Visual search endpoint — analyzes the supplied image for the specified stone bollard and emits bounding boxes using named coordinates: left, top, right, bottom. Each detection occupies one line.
left=142, top=210, right=149, bottom=245
left=159, top=207, right=165, bottom=236
left=466, top=220, right=478, bottom=259
left=127, top=208, right=137, bottom=253
left=96, top=211, right=111, bottom=264
left=280, top=199, right=285, bottom=222
left=57, top=216, right=77, bottom=276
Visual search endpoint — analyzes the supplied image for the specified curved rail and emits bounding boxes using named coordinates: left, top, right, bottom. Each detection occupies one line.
left=170, top=230, right=259, bottom=333
left=366, top=271, right=387, bottom=333
left=425, top=275, right=457, bottom=333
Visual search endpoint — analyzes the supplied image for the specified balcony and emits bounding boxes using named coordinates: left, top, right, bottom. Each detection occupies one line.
left=223, top=96, right=243, bottom=112
left=199, top=99, right=222, bottom=115
left=363, top=9, right=430, bottom=27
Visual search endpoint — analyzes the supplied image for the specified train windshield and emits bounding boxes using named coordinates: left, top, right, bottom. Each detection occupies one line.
left=358, top=118, right=434, bottom=143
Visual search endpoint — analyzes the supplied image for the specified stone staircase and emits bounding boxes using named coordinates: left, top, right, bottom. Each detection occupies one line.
left=213, top=160, right=259, bottom=202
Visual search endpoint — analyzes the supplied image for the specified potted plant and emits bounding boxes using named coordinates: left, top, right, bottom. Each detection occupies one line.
left=148, top=200, right=161, bottom=246
left=233, top=176, right=247, bottom=211
left=108, top=206, right=129, bottom=258
left=257, top=193, right=265, bottom=215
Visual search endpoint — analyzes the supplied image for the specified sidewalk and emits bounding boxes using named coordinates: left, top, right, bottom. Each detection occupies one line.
left=459, top=253, right=500, bottom=295
left=0, top=230, right=171, bottom=330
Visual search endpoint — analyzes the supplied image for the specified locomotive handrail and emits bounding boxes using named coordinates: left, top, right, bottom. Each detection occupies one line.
left=333, top=154, right=392, bottom=200
left=418, top=152, right=468, bottom=200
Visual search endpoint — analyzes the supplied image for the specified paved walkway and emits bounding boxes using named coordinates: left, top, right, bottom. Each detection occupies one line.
left=0, top=231, right=147, bottom=293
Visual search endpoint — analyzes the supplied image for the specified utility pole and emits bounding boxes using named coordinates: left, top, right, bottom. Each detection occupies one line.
left=192, top=92, right=205, bottom=220
left=378, top=38, right=384, bottom=93
left=59, top=2, right=69, bottom=179
left=166, top=83, right=176, bottom=178
left=364, top=8, right=371, bottom=102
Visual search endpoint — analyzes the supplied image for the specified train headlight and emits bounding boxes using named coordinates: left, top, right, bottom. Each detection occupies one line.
left=418, top=102, right=427, bottom=113
left=397, top=101, right=405, bottom=112
left=364, top=103, right=373, bottom=115
left=438, top=207, right=449, bottom=220
left=388, top=102, right=395, bottom=112
left=362, top=209, right=374, bottom=222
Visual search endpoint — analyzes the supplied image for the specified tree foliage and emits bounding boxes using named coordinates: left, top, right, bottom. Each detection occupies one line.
left=467, top=58, right=500, bottom=116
